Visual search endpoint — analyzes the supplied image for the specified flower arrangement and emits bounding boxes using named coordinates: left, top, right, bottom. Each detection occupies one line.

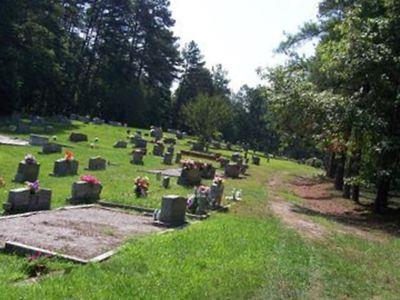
left=24, top=251, right=51, bottom=277
left=65, top=150, right=74, bottom=161
left=26, top=180, right=40, bottom=194
left=181, top=159, right=197, bottom=170
left=81, top=175, right=101, bottom=185
left=187, top=185, right=210, bottom=214
left=24, top=154, right=37, bottom=164
left=134, top=176, right=150, bottom=197
left=213, top=176, right=225, bottom=185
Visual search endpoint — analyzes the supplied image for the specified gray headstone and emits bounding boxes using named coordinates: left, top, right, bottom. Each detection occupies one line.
left=53, top=159, right=79, bottom=176
left=114, top=141, right=128, bottom=148
left=175, top=152, right=182, bottom=164
left=69, top=132, right=88, bottom=142
left=252, top=156, right=260, bottom=165
left=69, top=181, right=102, bottom=204
left=131, top=150, right=144, bottom=165
left=163, top=152, right=173, bottom=165
left=162, top=176, right=170, bottom=189
left=29, top=134, right=46, bottom=146
left=224, top=163, right=241, bottom=178
left=88, top=157, right=106, bottom=171
left=153, top=144, right=164, bottom=156
left=14, top=161, right=40, bottom=183
left=178, top=168, right=201, bottom=186
left=158, top=195, right=186, bottom=226
left=42, top=143, right=62, bottom=154
left=4, top=188, right=51, bottom=214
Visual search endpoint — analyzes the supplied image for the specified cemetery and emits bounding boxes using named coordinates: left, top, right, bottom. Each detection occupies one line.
left=1, top=0, right=400, bottom=295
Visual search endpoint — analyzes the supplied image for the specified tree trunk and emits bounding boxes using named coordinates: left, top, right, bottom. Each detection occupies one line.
left=342, top=155, right=353, bottom=199
left=334, top=153, right=346, bottom=191
left=327, top=152, right=336, bottom=178
left=343, top=184, right=351, bottom=199
left=352, top=185, right=360, bottom=203
left=374, top=177, right=390, bottom=213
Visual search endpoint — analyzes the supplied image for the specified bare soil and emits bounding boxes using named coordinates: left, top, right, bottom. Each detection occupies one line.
left=269, top=176, right=395, bottom=241
left=0, top=206, right=163, bottom=260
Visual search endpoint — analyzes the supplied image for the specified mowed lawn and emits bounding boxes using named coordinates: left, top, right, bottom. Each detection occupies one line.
left=0, top=122, right=399, bottom=299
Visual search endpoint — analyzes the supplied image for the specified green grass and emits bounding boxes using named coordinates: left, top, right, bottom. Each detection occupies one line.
left=0, top=121, right=399, bottom=299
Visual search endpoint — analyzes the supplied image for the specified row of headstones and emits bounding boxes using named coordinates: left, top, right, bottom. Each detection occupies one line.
left=4, top=178, right=103, bottom=214
left=15, top=156, right=107, bottom=183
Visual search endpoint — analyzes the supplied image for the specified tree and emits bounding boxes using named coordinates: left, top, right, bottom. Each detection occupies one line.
left=182, top=94, right=232, bottom=144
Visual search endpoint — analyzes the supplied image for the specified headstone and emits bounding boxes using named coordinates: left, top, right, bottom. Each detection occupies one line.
left=176, top=131, right=183, bottom=139
left=88, top=157, right=106, bottom=171
left=224, top=163, right=241, bottom=178
left=219, top=158, right=230, bottom=168
left=157, top=195, right=186, bottom=226
left=134, top=138, right=147, bottom=149
left=42, top=143, right=62, bottom=154
left=53, top=159, right=79, bottom=176
left=231, top=152, right=242, bottom=163
left=252, top=156, right=260, bottom=165
left=226, top=142, right=232, bottom=151
left=131, top=150, right=144, bottom=165
left=192, top=143, right=205, bottom=152
left=92, top=117, right=104, bottom=125
left=14, top=161, right=40, bottom=183
left=164, top=138, right=176, bottom=144
left=29, top=134, right=49, bottom=146
left=167, top=146, right=174, bottom=155
left=150, top=126, right=163, bottom=141
left=178, top=168, right=201, bottom=186
left=240, top=164, right=249, bottom=175
left=78, top=116, right=91, bottom=124
left=163, top=152, right=173, bottom=165
left=69, top=132, right=88, bottom=142
left=162, top=176, right=170, bottom=189
left=210, top=183, right=224, bottom=207
left=69, top=181, right=102, bottom=204
left=201, top=165, right=216, bottom=179
left=153, top=143, right=164, bottom=156
left=3, top=188, right=51, bottom=214
left=175, top=152, right=182, bottom=164
left=70, top=114, right=78, bottom=121
left=114, top=141, right=128, bottom=148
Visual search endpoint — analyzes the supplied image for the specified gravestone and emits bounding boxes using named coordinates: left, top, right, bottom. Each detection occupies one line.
left=92, top=117, right=104, bottom=125
left=224, top=163, right=241, bottom=178
left=163, top=152, right=173, bottom=165
left=78, top=116, right=91, bottom=124
left=70, top=114, right=78, bottom=120
left=167, top=146, right=174, bottom=155
left=192, top=143, right=205, bottom=152
left=231, top=153, right=242, bottom=163
left=240, top=164, right=249, bottom=175
left=14, top=161, right=40, bottom=183
left=53, top=159, right=79, bottom=176
left=157, top=195, right=186, bottom=226
left=134, top=138, right=147, bottom=149
left=175, top=152, right=182, bottom=164
left=42, top=143, right=62, bottom=154
left=150, top=126, right=163, bottom=141
left=178, top=168, right=201, bottom=186
left=88, top=157, right=106, bottom=171
left=164, top=138, right=176, bottom=144
left=201, top=165, right=216, bottom=179
left=131, top=150, right=144, bottom=165
left=114, top=141, right=128, bottom=148
left=252, top=156, right=260, bottom=165
left=69, top=181, right=102, bottom=204
left=176, top=131, right=183, bottom=140
left=210, top=183, right=224, bottom=207
left=29, top=134, right=49, bottom=146
left=219, top=158, right=230, bottom=168
left=4, top=188, right=51, bottom=214
left=226, top=142, right=232, bottom=151
left=153, top=143, right=164, bottom=156
left=162, top=176, right=170, bottom=189
left=69, top=132, right=88, bottom=142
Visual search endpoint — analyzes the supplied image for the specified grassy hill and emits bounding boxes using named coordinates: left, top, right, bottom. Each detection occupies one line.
left=0, top=121, right=399, bottom=299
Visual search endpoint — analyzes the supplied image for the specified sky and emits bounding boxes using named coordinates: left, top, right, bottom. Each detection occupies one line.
left=170, top=0, right=321, bottom=92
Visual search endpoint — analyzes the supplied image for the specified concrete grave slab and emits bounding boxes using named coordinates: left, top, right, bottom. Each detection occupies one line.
left=0, top=206, right=163, bottom=263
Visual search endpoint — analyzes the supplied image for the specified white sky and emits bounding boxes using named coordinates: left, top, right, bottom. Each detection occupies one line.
left=170, top=0, right=320, bottom=92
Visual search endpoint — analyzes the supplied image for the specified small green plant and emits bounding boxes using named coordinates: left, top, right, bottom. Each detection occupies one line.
left=23, top=252, right=51, bottom=278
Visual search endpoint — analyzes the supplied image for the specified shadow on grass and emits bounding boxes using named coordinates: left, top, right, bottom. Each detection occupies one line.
left=0, top=120, right=83, bottom=137
left=292, top=202, right=400, bottom=238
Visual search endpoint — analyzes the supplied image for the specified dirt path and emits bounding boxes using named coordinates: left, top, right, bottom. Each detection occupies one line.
left=268, top=175, right=388, bottom=241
